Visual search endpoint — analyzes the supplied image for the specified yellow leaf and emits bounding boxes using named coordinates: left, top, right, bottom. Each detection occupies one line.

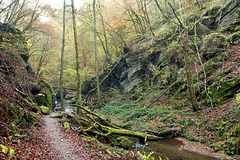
left=0, top=144, right=8, bottom=154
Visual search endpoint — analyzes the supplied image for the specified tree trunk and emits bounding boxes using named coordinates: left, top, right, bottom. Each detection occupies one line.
left=60, top=0, right=66, bottom=111
left=71, top=0, right=82, bottom=114
left=146, top=127, right=182, bottom=138
left=100, top=13, right=112, bottom=65
left=143, top=0, right=155, bottom=37
left=93, top=0, right=101, bottom=106
left=165, top=0, right=200, bottom=112
left=182, top=31, right=200, bottom=111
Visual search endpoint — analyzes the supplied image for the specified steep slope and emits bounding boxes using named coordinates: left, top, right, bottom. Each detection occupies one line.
left=82, top=0, right=240, bottom=103
left=83, top=0, right=240, bottom=157
left=0, top=23, right=55, bottom=158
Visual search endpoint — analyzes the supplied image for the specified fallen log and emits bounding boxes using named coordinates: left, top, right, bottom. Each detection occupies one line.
left=71, top=104, right=162, bottom=141
left=146, top=127, right=182, bottom=138
left=71, top=104, right=119, bottom=129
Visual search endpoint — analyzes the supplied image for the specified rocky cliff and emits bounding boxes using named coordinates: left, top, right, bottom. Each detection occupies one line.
left=81, top=0, right=240, bottom=104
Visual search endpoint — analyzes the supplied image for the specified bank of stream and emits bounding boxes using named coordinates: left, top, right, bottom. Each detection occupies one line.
left=53, top=95, right=220, bottom=160
left=131, top=138, right=217, bottom=160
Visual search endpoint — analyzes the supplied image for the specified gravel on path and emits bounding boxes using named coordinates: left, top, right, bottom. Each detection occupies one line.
left=43, top=112, right=83, bottom=160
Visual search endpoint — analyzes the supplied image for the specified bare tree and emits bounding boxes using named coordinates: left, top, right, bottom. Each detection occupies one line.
left=93, top=0, right=101, bottom=106
left=60, top=0, right=66, bottom=111
left=71, top=0, right=82, bottom=114
left=99, top=12, right=112, bottom=65
left=1, top=0, right=42, bottom=32
left=165, top=0, right=200, bottom=111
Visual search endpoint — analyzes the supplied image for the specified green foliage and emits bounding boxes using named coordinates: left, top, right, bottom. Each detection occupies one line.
left=0, top=144, right=15, bottom=157
left=223, top=21, right=240, bottom=33
left=1, top=144, right=8, bottom=154
left=209, top=77, right=239, bottom=106
left=63, top=122, right=70, bottom=129
left=137, top=151, right=159, bottom=160
left=99, top=102, right=136, bottom=119
left=111, top=136, right=134, bottom=149
left=228, top=31, right=240, bottom=45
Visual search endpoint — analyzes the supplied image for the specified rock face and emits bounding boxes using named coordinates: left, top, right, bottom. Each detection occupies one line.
left=81, top=50, right=164, bottom=94
left=81, top=0, right=240, bottom=98
left=215, top=0, right=239, bottom=29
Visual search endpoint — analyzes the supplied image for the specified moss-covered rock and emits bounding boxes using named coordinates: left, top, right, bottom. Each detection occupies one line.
left=202, top=33, right=229, bottom=61
left=63, top=121, right=71, bottom=132
left=209, top=78, right=240, bottom=105
left=112, top=136, right=134, bottom=149
left=223, top=21, right=240, bottom=33
left=34, top=94, right=45, bottom=106
left=34, top=80, right=54, bottom=110
left=40, top=106, right=50, bottom=115
left=216, top=0, right=240, bottom=29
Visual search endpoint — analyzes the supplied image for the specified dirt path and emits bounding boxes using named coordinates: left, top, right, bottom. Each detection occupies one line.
left=43, top=112, right=83, bottom=160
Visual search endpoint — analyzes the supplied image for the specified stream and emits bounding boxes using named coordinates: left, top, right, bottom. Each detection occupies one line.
left=53, top=93, right=217, bottom=160
left=131, top=138, right=217, bottom=160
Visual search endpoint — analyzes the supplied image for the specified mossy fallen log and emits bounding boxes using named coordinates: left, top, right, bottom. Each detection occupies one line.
left=96, top=123, right=161, bottom=140
left=71, top=104, right=119, bottom=129
left=71, top=104, right=161, bottom=141
left=146, top=127, right=182, bottom=138
left=50, top=114, right=64, bottom=118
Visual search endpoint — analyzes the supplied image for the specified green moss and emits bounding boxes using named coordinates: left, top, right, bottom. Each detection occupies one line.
left=67, top=113, right=75, bottom=118
left=40, top=106, right=50, bottom=115
left=223, top=21, right=240, bottom=33
left=237, top=93, right=240, bottom=106
left=202, top=33, right=230, bottom=60
left=51, top=114, right=64, bottom=118
left=70, top=97, right=77, bottom=104
left=228, top=31, right=240, bottom=44
left=34, top=94, right=45, bottom=106
left=112, top=136, right=134, bottom=149
left=209, top=77, right=240, bottom=105
left=33, top=80, right=54, bottom=110
left=63, top=121, right=70, bottom=129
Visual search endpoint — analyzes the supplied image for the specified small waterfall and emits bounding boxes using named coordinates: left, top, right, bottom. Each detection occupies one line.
left=53, top=93, right=58, bottom=104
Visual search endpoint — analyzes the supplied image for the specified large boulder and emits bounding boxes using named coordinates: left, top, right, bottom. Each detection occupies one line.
left=202, top=33, right=230, bottom=60
left=34, top=80, right=54, bottom=110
